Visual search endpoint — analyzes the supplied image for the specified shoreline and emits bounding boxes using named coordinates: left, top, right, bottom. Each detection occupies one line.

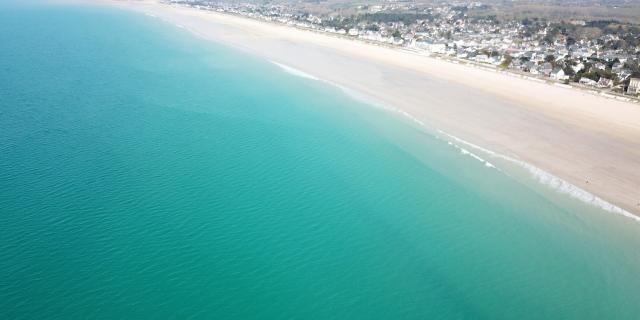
left=74, top=0, right=640, bottom=219
left=192, top=8, right=640, bottom=106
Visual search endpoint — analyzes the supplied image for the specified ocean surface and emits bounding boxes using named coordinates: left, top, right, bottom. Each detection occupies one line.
left=1, top=2, right=640, bottom=319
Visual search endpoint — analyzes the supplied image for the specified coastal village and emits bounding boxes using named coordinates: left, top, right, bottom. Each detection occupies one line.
left=167, top=0, right=640, bottom=99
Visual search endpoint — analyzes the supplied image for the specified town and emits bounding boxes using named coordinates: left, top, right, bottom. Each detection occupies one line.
left=167, top=0, right=640, bottom=99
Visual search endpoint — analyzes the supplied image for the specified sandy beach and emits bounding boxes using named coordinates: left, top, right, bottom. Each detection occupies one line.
left=82, top=0, right=640, bottom=218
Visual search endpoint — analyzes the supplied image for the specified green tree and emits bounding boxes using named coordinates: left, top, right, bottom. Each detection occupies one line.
left=563, top=65, right=575, bottom=77
left=499, top=55, right=513, bottom=69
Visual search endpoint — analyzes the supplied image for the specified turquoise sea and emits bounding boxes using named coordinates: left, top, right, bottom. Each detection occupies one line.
left=1, top=2, right=640, bottom=319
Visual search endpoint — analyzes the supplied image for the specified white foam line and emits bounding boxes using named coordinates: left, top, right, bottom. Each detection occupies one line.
left=162, top=16, right=638, bottom=221
left=270, top=61, right=320, bottom=81
left=153, top=15, right=210, bottom=41
left=373, top=95, right=638, bottom=221
left=387, top=108, right=499, bottom=170
left=447, top=139, right=498, bottom=169
left=437, top=130, right=640, bottom=222
left=269, top=61, right=390, bottom=110
left=269, top=62, right=502, bottom=173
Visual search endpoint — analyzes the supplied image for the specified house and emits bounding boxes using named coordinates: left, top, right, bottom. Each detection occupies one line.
left=550, top=67, right=568, bottom=80
left=612, top=62, right=624, bottom=72
left=416, top=42, right=446, bottom=54
left=529, top=66, right=540, bottom=75
left=532, top=53, right=546, bottom=63
left=541, top=62, right=553, bottom=76
left=475, top=54, right=489, bottom=63
left=593, top=62, right=607, bottom=70
left=523, top=61, right=536, bottom=72
left=509, top=59, right=523, bottom=69
left=597, top=77, right=614, bottom=88
left=617, top=69, right=632, bottom=82
left=572, top=63, right=585, bottom=73
left=428, top=43, right=447, bottom=54
left=627, top=78, right=640, bottom=95
left=489, top=56, right=502, bottom=65
left=579, top=77, right=597, bottom=86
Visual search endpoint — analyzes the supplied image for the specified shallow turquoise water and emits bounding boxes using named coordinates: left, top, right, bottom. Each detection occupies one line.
left=1, top=3, right=640, bottom=319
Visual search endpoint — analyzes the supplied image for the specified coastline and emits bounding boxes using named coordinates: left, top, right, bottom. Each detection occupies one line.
left=77, top=0, right=640, bottom=218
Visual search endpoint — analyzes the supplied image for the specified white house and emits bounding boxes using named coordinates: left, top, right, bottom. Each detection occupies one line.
left=550, top=67, right=568, bottom=80
left=627, top=78, right=640, bottom=95
left=541, top=62, right=554, bottom=76
left=429, top=43, right=447, bottom=54
left=579, top=77, right=597, bottom=86
left=597, top=77, right=614, bottom=88
left=593, top=62, right=606, bottom=70
left=475, top=54, right=489, bottom=63
left=572, top=63, right=584, bottom=73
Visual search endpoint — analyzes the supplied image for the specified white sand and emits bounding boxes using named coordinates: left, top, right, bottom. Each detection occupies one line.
left=83, top=0, right=640, bottom=218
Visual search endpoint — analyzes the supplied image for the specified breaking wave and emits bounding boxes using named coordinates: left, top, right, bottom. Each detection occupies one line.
left=437, top=131, right=640, bottom=222
left=267, top=59, right=637, bottom=222
left=270, top=61, right=320, bottom=81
